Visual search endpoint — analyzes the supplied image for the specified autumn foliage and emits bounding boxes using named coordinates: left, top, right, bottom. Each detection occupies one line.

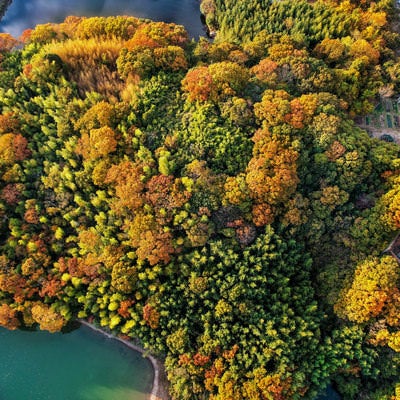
left=0, top=3, right=399, bottom=398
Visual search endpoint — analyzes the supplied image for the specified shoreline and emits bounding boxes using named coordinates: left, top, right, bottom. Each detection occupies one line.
left=78, top=319, right=169, bottom=400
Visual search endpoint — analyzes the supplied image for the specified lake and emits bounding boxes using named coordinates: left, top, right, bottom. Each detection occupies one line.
left=317, top=385, right=342, bottom=400
left=0, top=0, right=206, bottom=39
left=0, top=325, right=153, bottom=400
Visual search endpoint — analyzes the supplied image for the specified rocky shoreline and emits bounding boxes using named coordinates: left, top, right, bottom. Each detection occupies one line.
left=78, top=320, right=170, bottom=400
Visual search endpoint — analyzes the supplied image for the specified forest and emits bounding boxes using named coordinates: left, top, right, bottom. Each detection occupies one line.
left=0, top=0, right=400, bottom=398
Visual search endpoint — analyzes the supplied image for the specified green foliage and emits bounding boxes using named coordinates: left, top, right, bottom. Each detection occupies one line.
left=0, top=8, right=399, bottom=400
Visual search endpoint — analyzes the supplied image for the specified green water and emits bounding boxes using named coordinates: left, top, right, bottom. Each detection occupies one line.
left=0, top=325, right=153, bottom=400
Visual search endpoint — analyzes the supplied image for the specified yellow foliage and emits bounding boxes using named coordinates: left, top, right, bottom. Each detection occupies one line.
left=31, top=302, right=66, bottom=333
left=42, top=38, right=125, bottom=96
left=222, top=174, right=249, bottom=206
left=335, top=256, right=400, bottom=324
left=76, top=127, right=117, bottom=160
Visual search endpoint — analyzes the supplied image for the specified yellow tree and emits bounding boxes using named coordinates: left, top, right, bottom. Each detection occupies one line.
left=335, top=256, right=400, bottom=324
left=31, top=302, right=66, bottom=333
left=380, top=175, right=400, bottom=230
left=76, top=126, right=117, bottom=160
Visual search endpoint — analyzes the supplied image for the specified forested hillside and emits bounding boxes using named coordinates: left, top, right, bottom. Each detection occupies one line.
left=0, top=1, right=399, bottom=398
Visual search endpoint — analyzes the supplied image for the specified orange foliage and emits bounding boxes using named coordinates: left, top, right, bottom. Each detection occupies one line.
left=1, top=183, right=24, bottom=205
left=143, top=303, right=160, bottom=329
left=0, top=273, right=29, bottom=303
left=325, top=140, right=346, bottom=161
left=257, top=374, right=292, bottom=400
left=0, top=113, right=19, bottom=134
left=21, top=257, right=37, bottom=276
left=179, top=353, right=191, bottom=366
left=118, top=299, right=134, bottom=318
left=335, top=256, right=400, bottom=324
left=0, top=303, right=20, bottom=330
left=0, top=133, right=30, bottom=165
left=78, top=229, right=102, bottom=255
left=39, top=276, right=65, bottom=298
left=222, top=344, right=239, bottom=360
left=105, top=161, right=145, bottom=212
left=251, top=58, right=279, bottom=84
left=0, top=33, right=18, bottom=52
left=19, top=29, right=33, bottom=44
left=126, top=22, right=188, bottom=49
left=128, top=212, right=175, bottom=265
left=285, top=94, right=318, bottom=129
left=145, top=174, right=191, bottom=215
left=182, top=62, right=249, bottom=102
left=182, top=66, right=213, bottom=102
left=228, top=49, right=249, bottom=65
left=251, top=203, right=273, bottom=227
left=193, top=352, right=211, bottom=366
left=12, top=134, right=31, bottom=161
left=246, top=129, right=299, bottom=205
left=24, top=208, right=40, bottom=224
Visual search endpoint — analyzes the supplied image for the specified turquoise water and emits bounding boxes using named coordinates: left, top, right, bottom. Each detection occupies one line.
left=316, top=385, right=342, bottom=400
left=0, top=0, right=205, bottom=38
left=0, top=325, right=153, bottom=400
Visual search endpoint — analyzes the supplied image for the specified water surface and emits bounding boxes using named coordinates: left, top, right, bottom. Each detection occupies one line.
left=316, top=385, right=342, bottom=400
left=0, top=325, right=153, bottom=400
left=0, top=0, right=205, bottom=39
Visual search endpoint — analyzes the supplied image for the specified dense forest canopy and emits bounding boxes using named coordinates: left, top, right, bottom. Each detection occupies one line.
left=0, top=0, right=400, bottom=398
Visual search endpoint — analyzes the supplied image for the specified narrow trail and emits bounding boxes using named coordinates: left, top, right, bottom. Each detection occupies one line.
left=78, top=320, right=168, bottom=400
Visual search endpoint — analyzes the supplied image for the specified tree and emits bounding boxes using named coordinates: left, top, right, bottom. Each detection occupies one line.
left=76, top=126, right=117, bottom=160
left=0, top=304, right=20, bottom=330
left=0, top=33, right=18, bottom=53
left=104, top=160, right=145, bottom=212
left=182, top=62, right=249, bottom=102
left=31, top=302, right=67, bottom=333
left=127, top=211, right=176, bottom=265
left=0, top=133, right=30, bottom=165
left=246, top=128, right=299, bottom=207
left=335, top=256, right=400, bottom=324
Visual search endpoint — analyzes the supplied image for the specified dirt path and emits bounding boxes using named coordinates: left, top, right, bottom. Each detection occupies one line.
left=78, top=320, right=169, bottom=400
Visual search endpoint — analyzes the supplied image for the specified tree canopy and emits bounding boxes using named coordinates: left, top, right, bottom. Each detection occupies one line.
left=0, top=2, right=400, bottom=398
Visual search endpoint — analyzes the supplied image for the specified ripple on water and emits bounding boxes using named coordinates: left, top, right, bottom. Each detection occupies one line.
left=0, top=326, right=153, bottom=400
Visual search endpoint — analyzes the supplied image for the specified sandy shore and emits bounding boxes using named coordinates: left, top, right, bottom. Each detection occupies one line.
left=78, top=319, right=169, bottom=400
